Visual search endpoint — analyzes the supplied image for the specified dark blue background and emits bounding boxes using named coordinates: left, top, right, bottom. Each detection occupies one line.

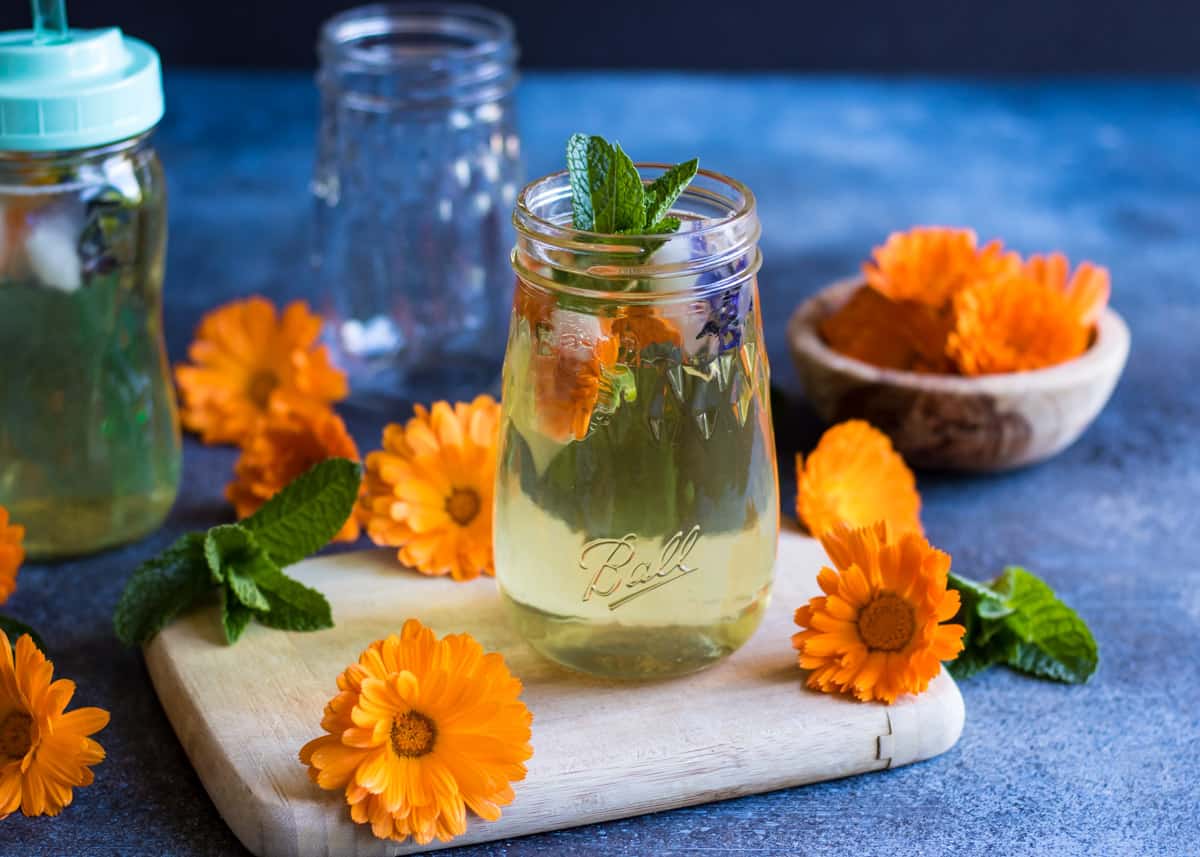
left=1, top=0, right=1199, bottom=72
left=3, top=71, right=1199, bottom=855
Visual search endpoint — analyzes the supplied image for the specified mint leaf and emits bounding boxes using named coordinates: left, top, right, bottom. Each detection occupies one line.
left=250, top=564, right=333, bottom=631
left=566, top=133, right=599, bottom=231
left=640, top=216, right=682, bottom=235
left=567, top=134, right=649, bottom=233
left=610, top=142, right=645, bottom=232
left=114, top=533, right=213, bottom=646
left=239, top=458, right=361, bottom=568
left=204, top=525, right=273, bottom=612
left=0, top=616, right=48, bottom=654
left=643, top=158, right=698, bottom=227
left=947, top=568, right=1098, bottom=684
left=220, top=589, right=254, bottom=644
left=947, top=572, right=1014, bottom=679
left=991, top=567, right=1099, bottom=684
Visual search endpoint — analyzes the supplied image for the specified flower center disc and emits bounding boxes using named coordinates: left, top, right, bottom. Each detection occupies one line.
left=857, top=592, right=916, bottom=652
left=390, top=711, right=437, bottom=758
left=247, top=370, right=280, bottom=409
left=445, top=488, right=481, bottom=526
left=0, top=710, right=33, bottom=761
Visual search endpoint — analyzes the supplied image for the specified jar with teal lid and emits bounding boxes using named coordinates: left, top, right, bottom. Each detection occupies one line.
left=0, top=1, right=179, bottom=558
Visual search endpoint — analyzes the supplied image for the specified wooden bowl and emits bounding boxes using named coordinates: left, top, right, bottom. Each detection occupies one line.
left=787, top=279, right=1131, bottom=472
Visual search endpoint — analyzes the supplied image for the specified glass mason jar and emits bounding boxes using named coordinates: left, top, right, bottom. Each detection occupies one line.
left=313, top=4, right=522, bottom=407
left=0, top=134, right=180, bottom=557
left=495, top=166, right=779, bottom=679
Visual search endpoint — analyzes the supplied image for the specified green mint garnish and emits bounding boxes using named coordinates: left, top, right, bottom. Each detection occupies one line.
left=947, top=567, right=1098, bottom=684
left=114, top=457, right=360, bottom=647
left=566, top=133, right=698, bottom=235
left=238, top=457, right=363, bottom=567
left=642, top=159, right=699, bottom=227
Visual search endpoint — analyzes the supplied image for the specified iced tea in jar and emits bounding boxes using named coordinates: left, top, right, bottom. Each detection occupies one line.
left=495, top=154, right=778, bottom=679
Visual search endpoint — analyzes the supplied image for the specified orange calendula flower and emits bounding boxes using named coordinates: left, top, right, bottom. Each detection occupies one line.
left=175, top=297, right=348, bottom=445
left=0, top=508, right=23, bottom=606
left=0, top=632, right=109, bottom=818
left=360, top=396, right=499, bottom=580
left=819, top=286, right=952, bottom=373
left=533, top=310, right=619, bottom=443
left=299, top=619, right=533, bottom=845
left=796, top=420, right=922, bottom=538
left=227, top=410, right=361, bottom=543
left=612, top=307, right=683, bottom=360
left=1023, top=252, right=1111, bottom=327
left=947, top=274, right=1092, bottom=375
left=864, top=226, right=1019, bottom=309
left=792, top=522, right=965, bottom=704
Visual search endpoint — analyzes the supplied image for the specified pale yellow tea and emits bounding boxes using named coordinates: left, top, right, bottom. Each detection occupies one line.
left=495, top=283, right=778, bottom=678
left=496, top=159, right=777, bottom=679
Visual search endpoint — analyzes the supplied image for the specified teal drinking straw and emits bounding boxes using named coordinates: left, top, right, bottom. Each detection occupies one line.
left=31, top=0, right=68, bottom=44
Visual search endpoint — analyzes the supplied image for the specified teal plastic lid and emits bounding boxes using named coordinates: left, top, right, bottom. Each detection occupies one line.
left=0, top=26, right=164, bottom=152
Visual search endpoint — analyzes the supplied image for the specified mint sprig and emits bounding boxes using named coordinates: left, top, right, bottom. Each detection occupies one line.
left=114, top=458, right=360, bottom=646
left=947, top=567, right=1098, bottom=684
left=566, top=133, right=698, bottom=234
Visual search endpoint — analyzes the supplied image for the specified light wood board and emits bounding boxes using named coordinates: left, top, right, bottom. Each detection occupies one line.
left=144, top=528, right=965, bottom=857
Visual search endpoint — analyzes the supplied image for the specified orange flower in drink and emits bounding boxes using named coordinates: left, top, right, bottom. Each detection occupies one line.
left=613, top=307, right=683, bottom=360
left=227, top=410, right=361, bottom=543
left=360, top=396, right=499, bottom=580
left=947, top=274, right=1092, bottom=375
left=0, top=633, right=109, bottom=818
left=792, top=522, right=965, bottom=704
left=532, top=310, right=619, bottom=442
left=1023, top=252, right=1111, bottom=327
left=0, top=508, right=23, bottom=606
left=175, top=297, right=348, bottom=445
left=796, top=420, right=922, bottom=538
left=819, top=286, right=952, bottom=373
left=299, top=619, right=533, bottom=845
left=864, top=226, right=1018, bottom=309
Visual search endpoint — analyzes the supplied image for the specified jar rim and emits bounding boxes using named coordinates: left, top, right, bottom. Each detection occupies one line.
left=514, top=164, right=758, bottom=244
left=319, top=3, right=516, bottom=70
left=512, top=164, right=762, bottom=300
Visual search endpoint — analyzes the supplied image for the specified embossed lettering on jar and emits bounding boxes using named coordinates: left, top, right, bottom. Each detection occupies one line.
left=495, top=166, right=779, bottom=679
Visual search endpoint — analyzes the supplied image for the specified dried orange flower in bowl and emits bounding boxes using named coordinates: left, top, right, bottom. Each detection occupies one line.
left=863, top=226, right=1019, bottom=309
left=1023, top=252, right=1111, bottom=327
left=299, top=618, right=532, bottom=845
left=227, top=409, right=361, bottom=543
left=359, top=396, right=499, bottom=580
left=796, top=420, right=922, bottom=538
left=788, top=227, right=1128, bottom=470
left=947, top=273, right=1093, bottom=376
left=818, top=285, right=951, bottom=373
left=792, top=522, right=965, bottom=704
left=825, top=228, right=1109, bottom=377
left=175, top=297, right=348, bottom=446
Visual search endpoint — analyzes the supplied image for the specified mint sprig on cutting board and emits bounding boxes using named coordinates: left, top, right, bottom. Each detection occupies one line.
left=948, top=567, right=1098, bottom=683
left=566, top=133, right=698, bottom=234
left=114, top=458, right=361, bottom=646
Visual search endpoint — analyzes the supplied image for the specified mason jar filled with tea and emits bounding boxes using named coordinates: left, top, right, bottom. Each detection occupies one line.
left=0, top=2, right=180, bottom=557
left=495, top=138, right=779, bottom=679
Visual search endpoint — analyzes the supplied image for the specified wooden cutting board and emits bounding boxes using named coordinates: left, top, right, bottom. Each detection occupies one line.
left=144, top=528, right=964, bottom=857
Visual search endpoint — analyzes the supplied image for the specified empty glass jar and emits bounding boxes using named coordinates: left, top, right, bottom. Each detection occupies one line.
left=312, top=3, right=522, bottom=406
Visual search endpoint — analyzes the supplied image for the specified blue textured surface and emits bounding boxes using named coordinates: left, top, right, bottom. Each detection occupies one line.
left=3, top=72, right=1199, bottom=856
